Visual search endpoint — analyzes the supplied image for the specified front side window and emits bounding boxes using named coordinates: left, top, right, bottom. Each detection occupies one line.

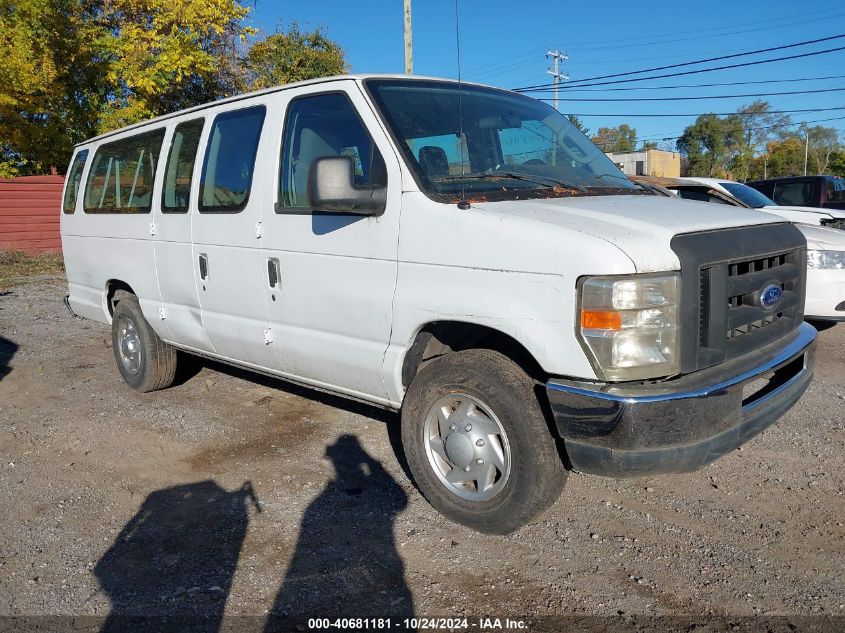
left=365, top=79, right=642, bottom=202
left=278, top=93, right=386, bottom=211
left=83, top=130, right=165, bottom=213
left=162, top=119, right=204, bottom=213
left=199, top=106, right=266, bottom=213
left=772, top=180, right=813, bottom=206
left=63, top=149, right=88, bottom=214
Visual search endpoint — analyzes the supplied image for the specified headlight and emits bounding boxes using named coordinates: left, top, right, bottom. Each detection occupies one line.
left=577, top=273, right=681, bottom=381
left=807, top=250, right=845, bottom=269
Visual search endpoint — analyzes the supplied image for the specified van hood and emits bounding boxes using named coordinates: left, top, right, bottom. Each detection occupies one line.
left=796, top=223, right=845, bottom=250
left=472, top=194, right=783, bottom=273
left=761, top=204, right=845, bottom=220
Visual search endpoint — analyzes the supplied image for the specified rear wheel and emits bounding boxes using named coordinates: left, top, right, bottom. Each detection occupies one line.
left=401, top=349, right=566, bottom=534
left=111, top=295, right=177, bottom=392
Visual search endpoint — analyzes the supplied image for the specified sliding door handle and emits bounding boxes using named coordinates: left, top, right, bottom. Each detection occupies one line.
left=267, top=258, right=280, bottom=288
left=198, top=253, right=209, bottom=280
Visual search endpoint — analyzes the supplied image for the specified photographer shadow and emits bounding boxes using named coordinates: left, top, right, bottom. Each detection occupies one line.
left=265, top=434, right=414, bottom=632
left=94, top=480, right=259, bottom=633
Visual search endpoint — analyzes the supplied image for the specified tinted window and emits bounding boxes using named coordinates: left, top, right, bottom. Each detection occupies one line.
left=63, top=150, right=88, bottom=214
left=83, top=129, right=165, bottom=213
left=279, top=93, right=386, bottom=210
left=825, top=177, right=845, bottom=202
left=772, top=181, right=813, bottom=206
left=199, top=106, right=266, bottom=213
left=162, top=119, right=204, bottom=213
left=721, top=181, right=775, bottom=208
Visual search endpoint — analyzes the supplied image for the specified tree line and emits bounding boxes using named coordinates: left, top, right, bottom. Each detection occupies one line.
left=0, top=0, right=348, bottom=177
left=569, top=102, right=844, bottom=180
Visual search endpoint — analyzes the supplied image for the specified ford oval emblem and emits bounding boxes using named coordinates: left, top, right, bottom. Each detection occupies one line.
left=761, top=284, right=783, bottom=309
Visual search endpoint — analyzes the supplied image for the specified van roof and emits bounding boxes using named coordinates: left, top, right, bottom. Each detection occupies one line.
left=77, top=74, right=491, bottom=146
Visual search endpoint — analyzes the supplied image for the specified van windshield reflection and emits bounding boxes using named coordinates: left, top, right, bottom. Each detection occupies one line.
left=365, top=79, right=645, bottom=201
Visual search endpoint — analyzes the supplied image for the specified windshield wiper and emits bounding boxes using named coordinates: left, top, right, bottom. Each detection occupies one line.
left=436, top=171, right=587, bottom=192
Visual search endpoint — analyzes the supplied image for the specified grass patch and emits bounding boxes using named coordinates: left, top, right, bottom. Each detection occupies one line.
left=0, top=250, right=65, bottom=290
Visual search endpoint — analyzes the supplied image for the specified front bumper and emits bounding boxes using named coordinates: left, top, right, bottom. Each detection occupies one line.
left=546, top=322, right=817, bottom=477
left=805, top=267, right=845, bottom=321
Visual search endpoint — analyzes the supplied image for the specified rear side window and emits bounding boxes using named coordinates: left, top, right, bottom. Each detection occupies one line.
left=199, top=106, right=266, bottom=213
left=162, top=119, right=204, bottom=213
left=83, top=129, right=166, bottom=213
left=63, top=150, right=88, bottom=214
left=278, top=93, right=386, bottom=211
left=772, top=181, right=813, bottom=206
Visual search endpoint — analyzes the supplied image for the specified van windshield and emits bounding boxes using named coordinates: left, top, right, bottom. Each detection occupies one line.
left=365, top=79, right=644, bottom=202
left=720, top=181, right=776, bottom=208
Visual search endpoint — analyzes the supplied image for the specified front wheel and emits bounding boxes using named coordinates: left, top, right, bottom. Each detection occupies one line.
left=111, top=295, right=177, bottom=392
left=401, top=349, right=567, bottom=534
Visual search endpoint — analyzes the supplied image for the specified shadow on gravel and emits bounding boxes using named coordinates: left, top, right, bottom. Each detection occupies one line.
left=192, top=357, right=414, bottom=482
left=265, top=434, right=414, bottom=632
left=0, top=335, right=18, bottom=383
left=94, top=480, right=260, bottom=633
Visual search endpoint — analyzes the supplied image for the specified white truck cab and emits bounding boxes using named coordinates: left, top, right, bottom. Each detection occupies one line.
left=61, top=76, right=816, bottom=533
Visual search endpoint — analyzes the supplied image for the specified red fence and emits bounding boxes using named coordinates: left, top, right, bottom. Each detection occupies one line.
left=0, top=175, right=64, bottom=252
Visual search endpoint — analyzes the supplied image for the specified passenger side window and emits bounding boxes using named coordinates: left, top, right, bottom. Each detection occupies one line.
left=773, top=181, right=812, bottom=206
left=199, top=106, right=266, bottom=213
left=162, top=119, right=204, bottom=213
left=83, top=129, right=165, bottom=213
left=278, top=93, right=386, bottom=211
left=63, top=149, right=88, bottom=214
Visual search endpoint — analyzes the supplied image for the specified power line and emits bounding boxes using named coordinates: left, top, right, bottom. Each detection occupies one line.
left=548, top=106, right=845, bottom=116
left=570, top=34, right=845, bottom=86
left=528, top=86, right=845, bottom=101
left=564, top=8, right=845, bottom=53
left=540, top=74, right=845, bottom=92
left=514, top=41, right=845, bottom=92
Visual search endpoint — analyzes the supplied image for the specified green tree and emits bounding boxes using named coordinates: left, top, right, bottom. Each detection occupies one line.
left=0, top=0, right=104, bottom=176
left=734, top=100, right=791, bottom=181
left=676, top=113, right=743, bottom=177
left=591, top=124, right=637, bottom=152
left=805, top=125, right=840, bottom=175
left=640, top=140, right=659, bottom=151
left=566, top=114, right=590, bottom=137
left=244, top=23, right=349, bottom=90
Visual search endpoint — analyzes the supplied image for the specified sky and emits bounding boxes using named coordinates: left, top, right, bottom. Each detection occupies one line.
left=248, top=0, right=845, bottom=148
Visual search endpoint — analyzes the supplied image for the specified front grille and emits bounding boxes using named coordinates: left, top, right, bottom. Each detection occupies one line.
left=820, top=218, right=845, bottom=230
left=721, top=250, right=802, bottom=358
left=672, top=224, right=807, bottom=373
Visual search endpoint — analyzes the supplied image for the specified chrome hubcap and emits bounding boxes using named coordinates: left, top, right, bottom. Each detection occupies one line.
left=117, top=317, right=141, bottom=375
left=423, top=393, right=511, bottom=501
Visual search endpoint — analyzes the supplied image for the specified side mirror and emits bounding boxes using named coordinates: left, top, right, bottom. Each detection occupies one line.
left=307, top=156, right=386, bottom=216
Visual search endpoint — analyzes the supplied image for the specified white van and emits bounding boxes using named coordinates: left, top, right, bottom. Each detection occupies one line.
left=61, top=75, right=816, bottom=533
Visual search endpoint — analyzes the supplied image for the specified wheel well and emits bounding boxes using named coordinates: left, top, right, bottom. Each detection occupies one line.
left=401, top=322, right=546, bottom=388
left=105, top=280, right=136, bottom=316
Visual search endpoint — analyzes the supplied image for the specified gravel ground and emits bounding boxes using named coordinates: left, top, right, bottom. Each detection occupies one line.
left=0, top=277, right=843, bottom=632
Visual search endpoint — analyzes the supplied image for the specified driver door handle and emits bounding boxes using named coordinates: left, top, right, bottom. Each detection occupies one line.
left=267, top=258, right=280, bottom=288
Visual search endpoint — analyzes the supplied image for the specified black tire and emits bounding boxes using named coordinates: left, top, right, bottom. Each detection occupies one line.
left=401, top=349, right=567, bottom=534
left=807, top=319, right=837, bottom=332
left=111, top=295, right=177, bottom=392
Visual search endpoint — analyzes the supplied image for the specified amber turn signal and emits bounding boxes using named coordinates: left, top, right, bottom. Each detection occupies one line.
left=580, top=309, right=623, bottom=331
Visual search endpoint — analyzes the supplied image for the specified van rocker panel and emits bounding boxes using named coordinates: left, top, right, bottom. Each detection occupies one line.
left=546, top=322, right=816, bottom=477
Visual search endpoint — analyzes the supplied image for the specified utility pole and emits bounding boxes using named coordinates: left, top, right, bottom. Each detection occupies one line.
left=803, top=123, right=809, bottom=176
left=546, top=49, right=568, bottom=112
left=404, top=0, right=413, bottom=74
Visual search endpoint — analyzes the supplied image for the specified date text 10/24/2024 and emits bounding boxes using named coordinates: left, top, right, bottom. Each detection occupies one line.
left=307, top=617, right=528, bottom=630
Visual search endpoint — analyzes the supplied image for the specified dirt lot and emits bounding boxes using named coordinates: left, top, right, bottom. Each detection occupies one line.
left=1, top=276, right=843, bottom=632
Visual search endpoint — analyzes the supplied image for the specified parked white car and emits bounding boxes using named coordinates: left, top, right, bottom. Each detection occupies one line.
left=800, top=224, right=845, bottom=322
left=683, top=177, right=845, bottom=229
left=636, top=176, right=845, bottom=324
left=61, top=75, right=816, bottom=533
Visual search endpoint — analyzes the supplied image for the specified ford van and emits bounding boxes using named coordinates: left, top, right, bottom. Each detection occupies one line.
left=61, top=75, right=816, bottom=533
